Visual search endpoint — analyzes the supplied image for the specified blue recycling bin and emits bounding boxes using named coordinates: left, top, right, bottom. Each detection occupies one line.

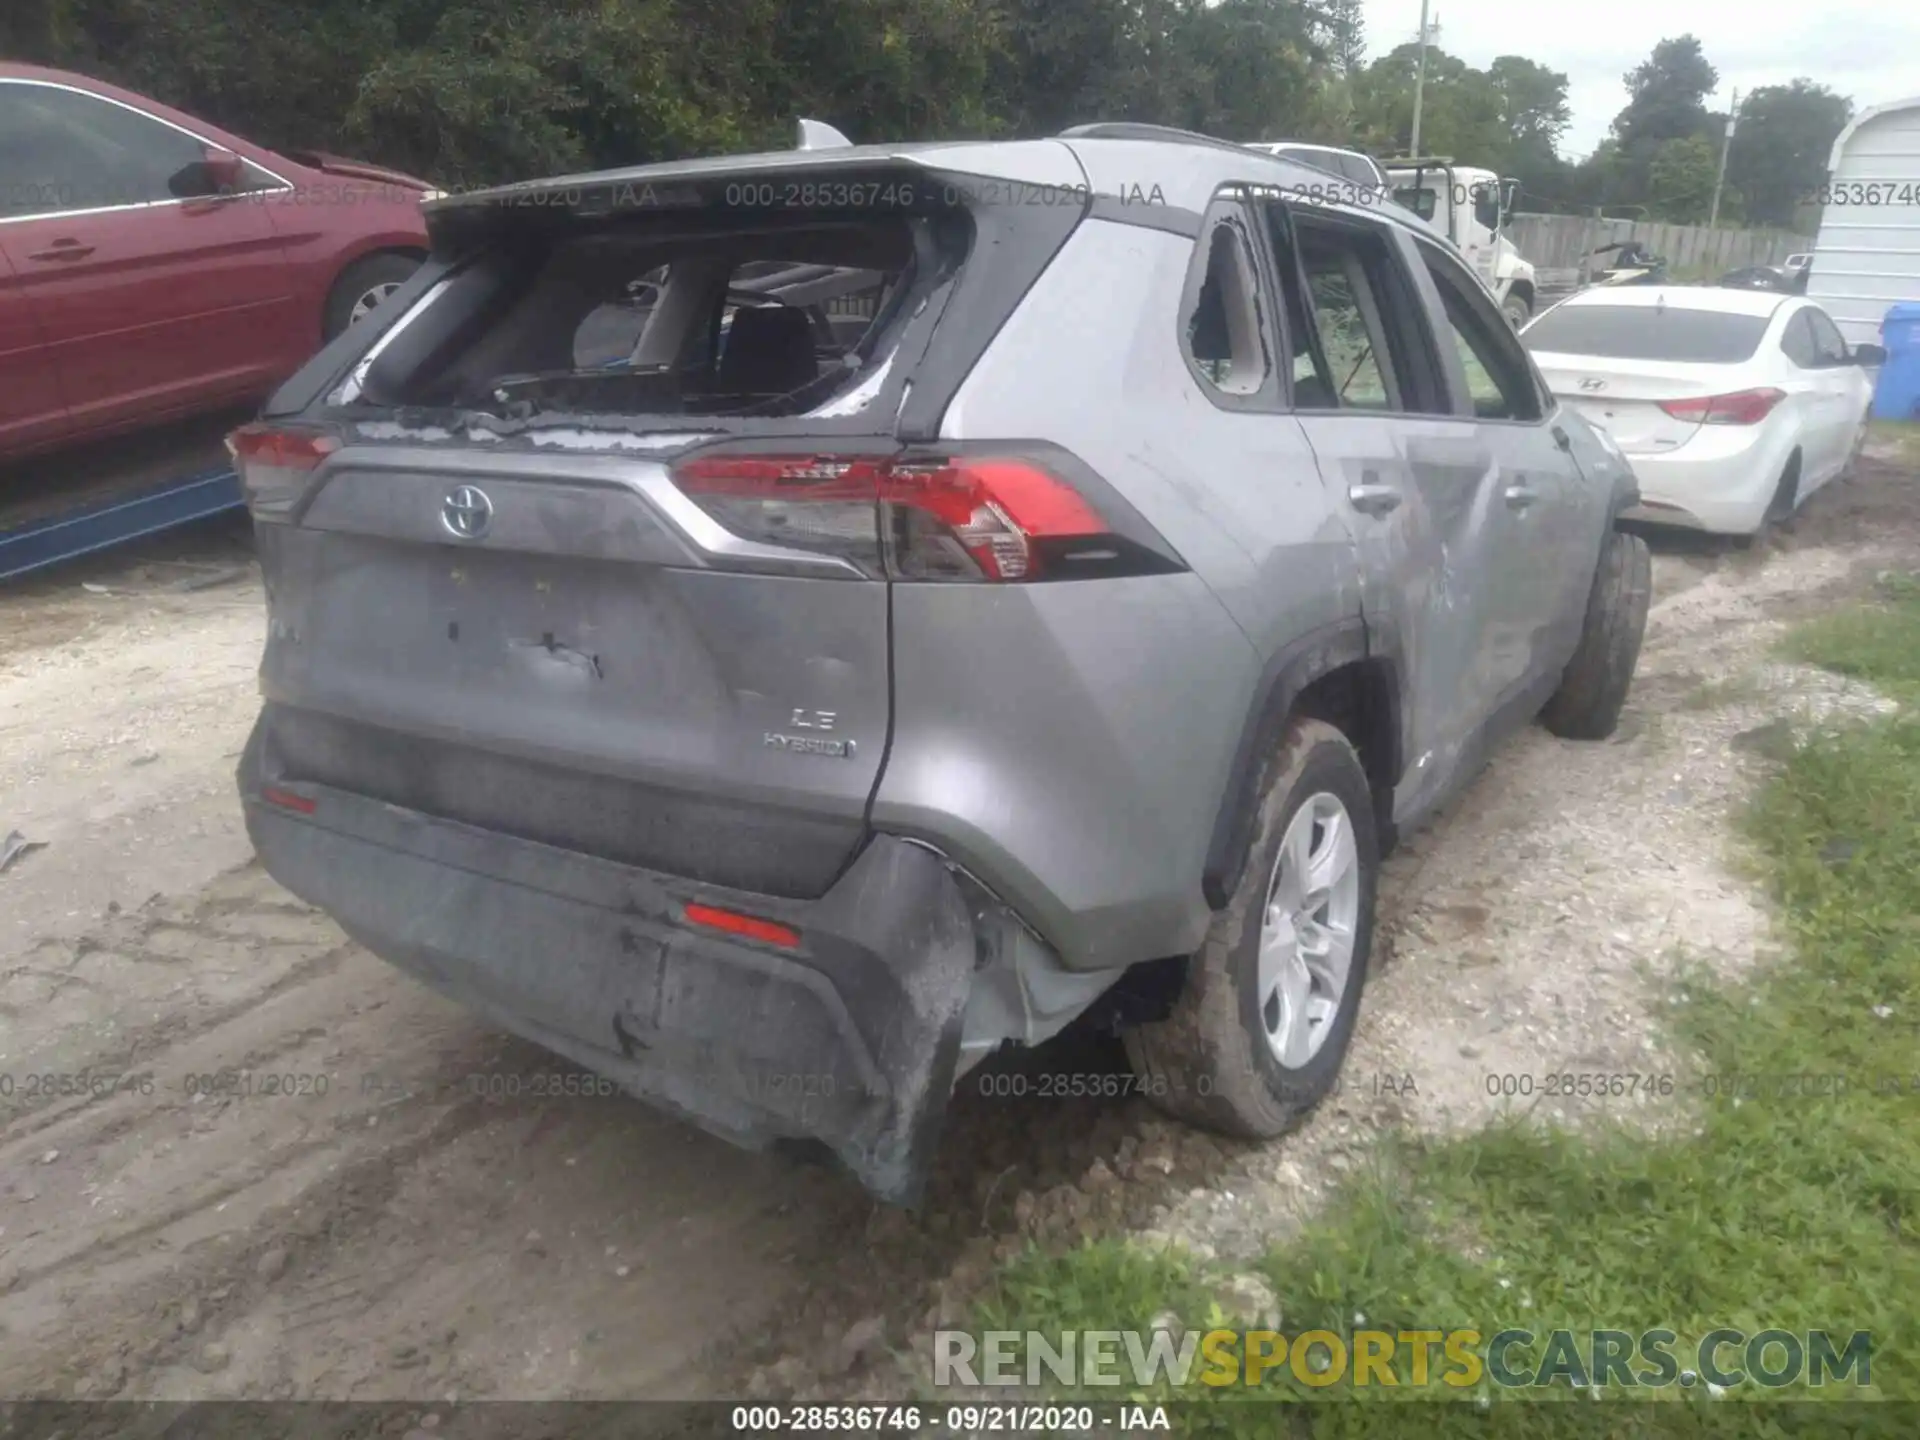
left=1872, top=301, right=1920, bottom=420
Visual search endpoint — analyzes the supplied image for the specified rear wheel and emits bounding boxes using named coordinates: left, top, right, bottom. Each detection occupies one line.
left=323, top=253, right=422, bottom=342
left=1541, top=529, right=1652, bottom=740
left=1764, top=450, right=1803, bottom=525
left=1124, top=718, right=1377, bottom=1138
left=1840, top=412, right=1872, bottom=481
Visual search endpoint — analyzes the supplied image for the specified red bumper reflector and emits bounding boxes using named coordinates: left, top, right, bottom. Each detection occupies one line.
left=261, top=786, right=317, bottom=815
left=683, top=902, right=800, bottom=948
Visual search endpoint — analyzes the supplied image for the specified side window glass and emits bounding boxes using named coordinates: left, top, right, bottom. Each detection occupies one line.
left=1472, top=183, right=1502, bottom=232
left=1301, top=251, right=1390, bottom=407
left=1265, top=209, right=1422, bottom=413
left=1181, top=208, right=1272, bottom=400
left=1806, top=308, right=1849, bottom=364
left=1780, top=312, right=1818, bottom=368
left=0, top=82, right=209, bottom=215
left=1419, top=246, right=1543, bottom=422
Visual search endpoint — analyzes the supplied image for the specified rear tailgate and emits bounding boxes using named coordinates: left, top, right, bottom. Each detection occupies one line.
left=241, top=150, right=1088, bottom=900
left=253, top=444, right=889, bottom=897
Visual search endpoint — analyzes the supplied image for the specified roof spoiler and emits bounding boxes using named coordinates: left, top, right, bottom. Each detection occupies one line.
left=796, top=119, right=853, bottom=150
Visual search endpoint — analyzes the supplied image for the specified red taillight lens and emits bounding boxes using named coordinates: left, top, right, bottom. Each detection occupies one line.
left=228, top=423, right=341, bottom=517
left=670, top=451, right=1158, bottom=582
left=1657, top=388, right=1786, bottom=426
left=683, top=902, right=800, bottom=948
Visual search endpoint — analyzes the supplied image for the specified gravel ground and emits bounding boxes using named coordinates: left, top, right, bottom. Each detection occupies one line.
left=2, top=451, right=1916, bottom=1406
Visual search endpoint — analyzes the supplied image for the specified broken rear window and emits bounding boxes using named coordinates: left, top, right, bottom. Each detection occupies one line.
left=357, top=207, right=965, bottom=423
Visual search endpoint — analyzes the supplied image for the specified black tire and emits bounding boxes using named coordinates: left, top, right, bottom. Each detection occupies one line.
left=1541, top=529, right=1652, bottom=740
left=1839, top=412, right=1871, bottom=481
left=1502, top=294, right=1532, bottom=330
left=1124, top=717, right=1378, bottom=1138
left=323, top=253, right=422, bottom=342
left=1764, top=451, right=1802, bottom=525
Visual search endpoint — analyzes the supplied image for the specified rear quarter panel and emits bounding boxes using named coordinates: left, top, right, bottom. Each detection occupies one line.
left=873, top=216, right=1357, bottom=971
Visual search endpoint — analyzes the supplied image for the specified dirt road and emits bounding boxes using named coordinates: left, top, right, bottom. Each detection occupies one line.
left=2, top=455, right=1916, bottom=1403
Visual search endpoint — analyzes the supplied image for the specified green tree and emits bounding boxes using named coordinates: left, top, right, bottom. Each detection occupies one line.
left=1610, top=35, right=1718, bottom=200
left=1488, top=56, right=1569, bottom=156
left=1726, top=80, right=1852, bottom=228
left=5, top=0, right=1337, bottom=184
left=1349, top=44, right=1567, bottom=176
left=1645, top=133, right=1721, bottom=223
left=1614, top=34, right=1718, bottom=149
left=1324, top=0, right=1365, bottom=77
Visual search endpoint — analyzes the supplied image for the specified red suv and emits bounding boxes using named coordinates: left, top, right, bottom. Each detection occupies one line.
left=0, top=63, right=433, bottom=462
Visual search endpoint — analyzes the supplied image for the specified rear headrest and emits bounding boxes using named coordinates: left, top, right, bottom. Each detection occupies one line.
left=716, top=305, right=818, bottom=395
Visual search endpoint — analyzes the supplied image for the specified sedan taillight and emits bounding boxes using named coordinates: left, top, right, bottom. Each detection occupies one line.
left=1657, top=388, right=1786, bottom=426
left=228, top=423, right=340, bottom=517
left=670, top=451, right=1177, bottom=582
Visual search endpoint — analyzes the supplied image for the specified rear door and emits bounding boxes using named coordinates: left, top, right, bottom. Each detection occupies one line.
left=0, top=78, right=303, bottom=438
left=0, top=239, right=68, bottom=457
left=1412, top=237, right=1597, bottom=675
left=1252, top=198, right=1525, bottom=819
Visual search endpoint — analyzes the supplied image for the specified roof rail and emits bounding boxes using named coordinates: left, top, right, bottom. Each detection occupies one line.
left=1057, top=122, right=1255, bottom=157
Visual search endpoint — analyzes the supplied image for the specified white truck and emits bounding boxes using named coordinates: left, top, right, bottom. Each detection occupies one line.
left=1385, top=158, right=1538, bottom=328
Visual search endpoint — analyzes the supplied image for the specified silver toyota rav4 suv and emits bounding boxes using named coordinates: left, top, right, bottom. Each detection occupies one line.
left=232, top=122, right=1651, bottom=1203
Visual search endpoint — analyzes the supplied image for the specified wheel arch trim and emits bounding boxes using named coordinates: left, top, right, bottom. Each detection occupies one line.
left=1200, top=618, right=1405, bottom=910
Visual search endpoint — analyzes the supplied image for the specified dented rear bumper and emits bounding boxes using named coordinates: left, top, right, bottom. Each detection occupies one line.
left=237, top=723, right=976, bottom=1203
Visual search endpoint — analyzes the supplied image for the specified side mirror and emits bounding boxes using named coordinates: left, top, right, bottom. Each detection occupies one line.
left=1854, top=343, right=1887, bottom=366
left=203, top=147, right=243, bottom=192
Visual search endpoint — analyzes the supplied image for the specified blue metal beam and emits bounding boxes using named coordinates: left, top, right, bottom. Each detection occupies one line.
left=0, top=468, right=244, bottom=583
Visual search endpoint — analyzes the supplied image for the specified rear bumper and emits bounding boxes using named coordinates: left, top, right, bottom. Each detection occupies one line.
left=1617, top=432, right=1786, bottom=536
left=237, top=723, right=976, bottom=1204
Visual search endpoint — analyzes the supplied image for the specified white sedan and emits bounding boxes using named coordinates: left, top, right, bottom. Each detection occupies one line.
left=1520, top=288, right=1883, bottom=536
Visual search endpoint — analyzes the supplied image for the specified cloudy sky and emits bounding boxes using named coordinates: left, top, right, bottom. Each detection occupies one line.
left=1358, top=0, right=1920, bottom=159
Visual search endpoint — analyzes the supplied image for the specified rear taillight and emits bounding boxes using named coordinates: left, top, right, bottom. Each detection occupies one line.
left=1657, top=388, right=1785, bottom=426
left=670, top=451, right=1167, bottom=581
left=228, top=423, right=341, bottom=517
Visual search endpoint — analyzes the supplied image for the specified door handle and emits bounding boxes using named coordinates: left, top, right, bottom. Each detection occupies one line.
left=1348, top=481, right=1403, bottom=516
left=27, top=240, right=94, bottom=262
left=1504, top=482, right=1539, bottom=509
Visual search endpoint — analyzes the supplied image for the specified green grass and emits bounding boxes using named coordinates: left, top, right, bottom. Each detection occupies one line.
left=1779, top=577, right=1920, bottom=706
left=1867, top=421, right=1920, bottom=468
left=965, top=599, right=1920, bottom=1435
left=1678, top=674, right=1767, bottom=711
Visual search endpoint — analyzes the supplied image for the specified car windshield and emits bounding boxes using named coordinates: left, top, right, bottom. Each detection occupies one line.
left=1521, top=305, right=1770, bottom=363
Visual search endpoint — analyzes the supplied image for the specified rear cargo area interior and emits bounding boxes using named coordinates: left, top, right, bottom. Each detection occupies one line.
left=371, top=213, right=962, bottom=421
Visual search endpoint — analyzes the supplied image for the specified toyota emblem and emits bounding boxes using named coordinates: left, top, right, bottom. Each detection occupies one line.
left=441, top=485, right=493, bottom=540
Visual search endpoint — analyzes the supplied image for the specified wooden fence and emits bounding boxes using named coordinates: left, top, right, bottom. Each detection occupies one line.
left=1507, top=214, right=1814, bottom=278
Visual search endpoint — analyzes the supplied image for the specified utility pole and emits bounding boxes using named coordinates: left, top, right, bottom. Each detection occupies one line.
left=1409, top=0, right=1432, bottom=155
left=1708, top=87, right=1739, bottom=228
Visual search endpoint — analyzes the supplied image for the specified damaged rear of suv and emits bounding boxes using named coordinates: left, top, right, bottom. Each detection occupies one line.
left=235, top=125, right=1648, bottom=1203
left=234, top=134, right=1210, bottom=1202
